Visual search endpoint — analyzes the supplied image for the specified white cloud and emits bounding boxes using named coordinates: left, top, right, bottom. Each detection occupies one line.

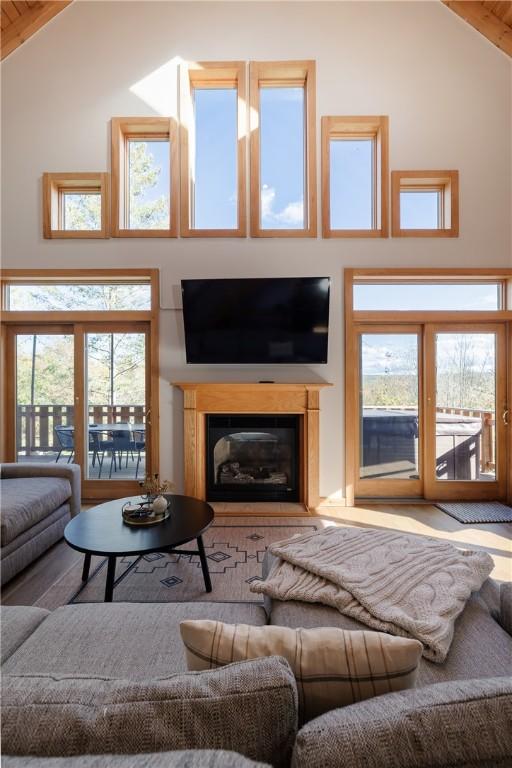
left=261, top=184, right=304, bottom=228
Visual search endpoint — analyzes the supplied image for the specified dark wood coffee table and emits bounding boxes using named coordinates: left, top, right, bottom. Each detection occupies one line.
left=64, top=495, right=214, bottom=602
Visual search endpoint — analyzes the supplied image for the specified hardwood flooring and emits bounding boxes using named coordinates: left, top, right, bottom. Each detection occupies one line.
left=2, top=503, right=510, bottom=606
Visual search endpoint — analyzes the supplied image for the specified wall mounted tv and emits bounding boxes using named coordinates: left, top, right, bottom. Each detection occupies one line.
left=181, top=277, right=330, bottom=365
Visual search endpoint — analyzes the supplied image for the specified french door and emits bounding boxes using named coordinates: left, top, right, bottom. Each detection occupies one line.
left=353, top=322, right=508, bottom=501
left=7, top=322, right=154, bottom=500
left=424, top=324, right=507, bottom=501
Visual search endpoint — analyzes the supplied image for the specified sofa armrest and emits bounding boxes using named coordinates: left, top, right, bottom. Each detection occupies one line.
left=292, top=677, right=512, bottom=768
left=1, top=463, right=81, bottom=517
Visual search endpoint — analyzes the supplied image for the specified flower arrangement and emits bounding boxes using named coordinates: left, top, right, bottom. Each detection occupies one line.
left=138, top=474, right=175, bottom=498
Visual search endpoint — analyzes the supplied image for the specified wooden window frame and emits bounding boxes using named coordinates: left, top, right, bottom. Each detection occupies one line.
left=180, top=61, right=247, bottom=238
left=343, top=268, right=512, bottom=506
left=391, top=170, right=459, bottom=237
left=43, top=173, right=110, bottom=239
left=250, top=60, right=317, bottom=238
left=0, top=268, right=160, bottom=499
left=322, top=116, right=389, bottom=238
left=111, top=117, right=178, bottom=238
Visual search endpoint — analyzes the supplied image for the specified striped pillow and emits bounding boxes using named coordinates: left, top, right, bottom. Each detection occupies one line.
left=180, top=621, right=422, bottom=723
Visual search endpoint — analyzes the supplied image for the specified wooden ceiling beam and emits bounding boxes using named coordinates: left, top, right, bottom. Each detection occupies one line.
left=442, top=0, right=512, bottom=56
left=1, top=0, right=72, bottom=61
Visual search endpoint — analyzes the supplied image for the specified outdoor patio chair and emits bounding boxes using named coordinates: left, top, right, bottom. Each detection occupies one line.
left=132, top=429, right=145, bottom=479
left=54, top=426, right=74, bottom=463
left=109, top=424, right=135, bottom=479
left=88, top=427, right=116, bottom=480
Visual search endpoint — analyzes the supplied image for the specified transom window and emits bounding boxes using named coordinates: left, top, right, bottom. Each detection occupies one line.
left=43, top=173, right=109, bottom=239
left=180, top=62, right=246, bottom=237
left=321, top=116, right=388, bottom=238
left=250, top=60, right=316, bottom=237
left=391, top=171, right=459, bottom=237
left=111, top=117, right=178, bottom=237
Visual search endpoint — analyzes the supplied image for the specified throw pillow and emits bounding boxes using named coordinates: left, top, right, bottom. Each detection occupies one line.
left=1, top=657, right=297, bottom=768
left=180, top=620, right=422, bottom=723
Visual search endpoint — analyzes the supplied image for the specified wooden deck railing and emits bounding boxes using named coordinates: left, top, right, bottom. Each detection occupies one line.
left=17, top=404, right=146, bottom=454
left=435, top=406, right=494, bottom=472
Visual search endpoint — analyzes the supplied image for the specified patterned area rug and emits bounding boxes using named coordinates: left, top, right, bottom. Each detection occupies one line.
left=435, top=501, right=512, bottom=524
left=35, top=517, right=320, bottom=610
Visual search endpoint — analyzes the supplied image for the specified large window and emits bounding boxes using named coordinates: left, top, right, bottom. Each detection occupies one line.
left=321, top=116, right=388, bottom=237
left=43, top=173, right=109, bottom=239
left=391, top=171, right=459, bottom=237
left=111, top=117, right=178, bottom=237
left=180, top=62, right=246, bottom=237
left=250, top=60, right=316, bottom=237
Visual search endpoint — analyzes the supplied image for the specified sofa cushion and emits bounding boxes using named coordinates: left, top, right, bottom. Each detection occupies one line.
left=0, top=606, right=50, bottom=664
left=0, top=478, right=71, bottom=545
left=270, top=595, right=512, bottom=686
left=1, top=657, right=297, bottom=768
left=270, top=599, right=370, bottom=633
left=181, top=620, right=422, bottom=723
left=2, top=602, right=268, bottom=678
left=500, top=582, right=512, bottom=636
left=2, top=752, right=270, bottom=768
left=292, top=677, right=512, bottom=768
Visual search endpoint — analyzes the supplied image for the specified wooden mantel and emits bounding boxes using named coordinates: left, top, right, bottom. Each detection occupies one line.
left=173, top=382, right=331, bottom=510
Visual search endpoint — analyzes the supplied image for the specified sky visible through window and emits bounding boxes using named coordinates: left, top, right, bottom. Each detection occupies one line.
left=193, top=88, right=237, bottom=229
left=353, top=283, right=500, bottom=311
left=260, top=87, right=305, bottom=229
left=400, top=190, right=439, bottom=229
left=330, top=139, right=373, bottom=229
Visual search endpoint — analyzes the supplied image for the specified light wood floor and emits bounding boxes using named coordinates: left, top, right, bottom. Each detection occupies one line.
left=2, top=504, right=510, bottom=607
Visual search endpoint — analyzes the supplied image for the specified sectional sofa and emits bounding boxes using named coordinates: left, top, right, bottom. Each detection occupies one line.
left=0, top=463, right=81, bottom=585
left=2, top=568, right=511, bottom=766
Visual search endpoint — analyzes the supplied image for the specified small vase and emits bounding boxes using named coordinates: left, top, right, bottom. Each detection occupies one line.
left=152, top=495, right=168, bottom=514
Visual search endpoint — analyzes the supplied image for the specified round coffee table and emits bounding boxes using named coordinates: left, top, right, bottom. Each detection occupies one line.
left=64, top=495, right=214, bottom=602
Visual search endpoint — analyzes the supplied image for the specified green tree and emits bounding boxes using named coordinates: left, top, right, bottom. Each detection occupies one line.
left=128, top=141, right=169, bottom=229
left=63, top=141, right=169, bottom=231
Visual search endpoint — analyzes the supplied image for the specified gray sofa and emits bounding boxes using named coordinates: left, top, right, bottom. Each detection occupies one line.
left=1, top=568, right=511, bottom=767
left=0, top=463, right=81, bottom=585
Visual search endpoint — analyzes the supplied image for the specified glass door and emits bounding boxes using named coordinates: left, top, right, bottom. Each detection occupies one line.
left=13, top=326, right=75, bottom=465
left=80, top=323, right=151, bottom=499
left=355, top=325, right=423, bottom=498
left=424, top=324, right=507, bottom=500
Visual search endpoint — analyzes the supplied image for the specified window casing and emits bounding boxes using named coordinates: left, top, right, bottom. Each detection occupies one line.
left=391, top=171, right=459, bottom=238
left=250, top=60, right=317, bottom=237
left=321, top=116, right=389, bottom=238
left=42, top=173, right=109, bottom=239
left=180, top=62, right=246, bottom=237
left=111, top=117, right=178, bottom=238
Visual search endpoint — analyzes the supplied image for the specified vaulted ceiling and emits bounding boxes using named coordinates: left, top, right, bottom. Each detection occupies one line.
left=1, top=1, right=72, bottom=61
left=1, top=0, right=511, bottom=62
left=443, top=1, right=512, bottom=56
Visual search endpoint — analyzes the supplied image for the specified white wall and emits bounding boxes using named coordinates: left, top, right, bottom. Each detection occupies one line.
left=2, top=1, right=511, bottom=499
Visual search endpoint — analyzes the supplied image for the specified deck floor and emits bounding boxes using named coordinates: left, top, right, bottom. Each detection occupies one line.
left=16, top=452, right=146, bottom=481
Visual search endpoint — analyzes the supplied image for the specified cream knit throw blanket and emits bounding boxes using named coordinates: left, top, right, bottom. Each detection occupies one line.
left=250, top=526, right=493, bottom=663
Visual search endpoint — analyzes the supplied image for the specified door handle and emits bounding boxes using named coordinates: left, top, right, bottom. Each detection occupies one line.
left=503, top=409, right=509, bottom=426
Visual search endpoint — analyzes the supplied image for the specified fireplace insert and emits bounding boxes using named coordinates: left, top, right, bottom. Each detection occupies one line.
left=206, top=414, right=300, bottom=502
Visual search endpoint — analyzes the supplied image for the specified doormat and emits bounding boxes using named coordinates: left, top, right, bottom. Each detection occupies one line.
left=34, top=517, right=320, bottom=610
left=435, top=501, right=512, bottom=524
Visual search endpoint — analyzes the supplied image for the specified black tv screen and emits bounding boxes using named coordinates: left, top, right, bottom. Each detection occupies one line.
left=181, top=277, right=330, bottom=364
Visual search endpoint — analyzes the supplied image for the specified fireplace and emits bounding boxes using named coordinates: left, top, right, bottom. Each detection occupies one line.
left=206, top=414, right=300, bottom=502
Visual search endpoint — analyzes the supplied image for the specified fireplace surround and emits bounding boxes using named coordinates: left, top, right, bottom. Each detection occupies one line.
left=174, top=382, right=331, bottom=509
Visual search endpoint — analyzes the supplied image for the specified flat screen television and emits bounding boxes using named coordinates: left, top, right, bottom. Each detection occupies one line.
left=181, top=277, right=330, bottom=364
